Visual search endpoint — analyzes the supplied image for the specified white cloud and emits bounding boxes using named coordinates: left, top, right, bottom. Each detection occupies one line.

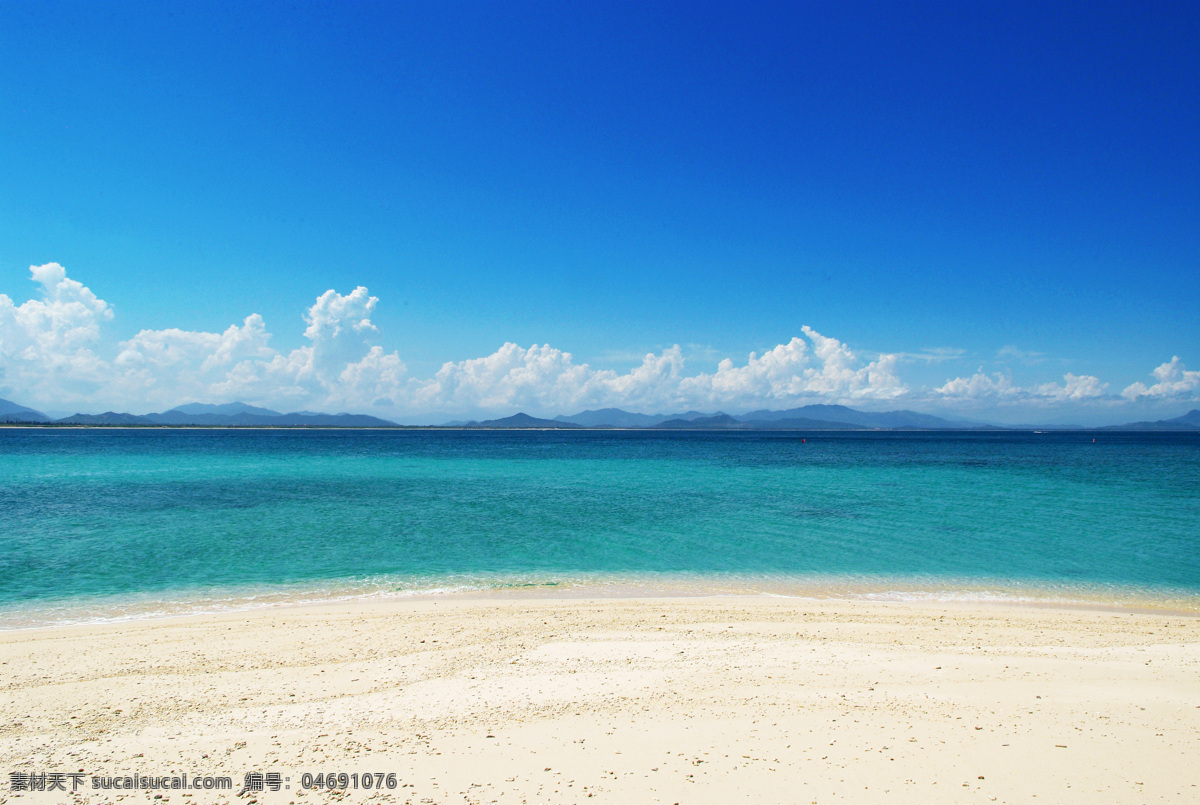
left=591, top=347, right=688, bottom=409
left=936, top=369, right=1021, bottom=400
left=0, top=262, right=112, bottom=356
left=1039, top=373, right=1108, bottom=401
left=0, top=264, right=411, bottom=412
left=0, top=263, right=114, bottom=399
left=111, top=316, right=275, bottom=408
left=302, top=286, right=383, bottom=381
left=1122, top=357, right=1200, bottom=400
left=936, top=369, right=1107, bottom=403
left=116, top=315, right=273, bottom=373
left=681, top=327, right=905, bottom=406
left=996, top=345, right=1046, bottom=363
left=338, top=347, right=408, bottom=408
left=415, top=343, right=612, bottom=412
left=412, top=327, right=906, bottom=415
left=206, top=287, right=407, bottom=409
left=7, top=261, right=1178, bottom=420
left=894, top=346, right=967, bottom=364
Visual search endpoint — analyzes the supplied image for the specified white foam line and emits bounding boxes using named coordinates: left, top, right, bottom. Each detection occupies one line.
left=0, top=582, right=507, bottom=631
left=3, top=576, right=1197, bottom=630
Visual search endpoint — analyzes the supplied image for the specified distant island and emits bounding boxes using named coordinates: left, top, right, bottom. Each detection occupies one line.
left=447, top=404, right=1200, bottom=431
left=0, top=400, right=397, bottom=428
left=4, top=397, right=1198, bottom=431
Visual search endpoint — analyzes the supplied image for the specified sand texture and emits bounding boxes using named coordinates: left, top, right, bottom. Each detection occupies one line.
left=2, top=596, right=1198, bottom=803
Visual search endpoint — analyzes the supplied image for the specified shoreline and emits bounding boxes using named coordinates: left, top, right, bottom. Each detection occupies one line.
left=3, top=594, right=1198, bottom=803
left=5, top=573, right=1199, bottom=632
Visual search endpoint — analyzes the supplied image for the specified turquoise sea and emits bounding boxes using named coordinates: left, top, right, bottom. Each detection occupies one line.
left=1, top=429, right=1198, bottom=627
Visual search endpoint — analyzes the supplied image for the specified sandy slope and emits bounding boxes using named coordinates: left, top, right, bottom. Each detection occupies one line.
left=1, top=596, right=1198, bottom=803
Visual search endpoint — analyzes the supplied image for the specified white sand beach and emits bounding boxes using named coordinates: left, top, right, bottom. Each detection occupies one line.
left=2, top=596, right=1198, bottom=803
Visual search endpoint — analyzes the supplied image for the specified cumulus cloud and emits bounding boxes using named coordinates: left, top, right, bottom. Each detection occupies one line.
left=1122, top=357, right=1200, bottom=400
left=416, top=342, right=595, bottom=412
left=206, top=287, right=407, bottom=409
left=116, top=315, right=273, bottom=374
left=936, top=369, right=1107, bottom=403
left=681, top=327, right=905, bottom=405
left=1039, top=373, right=1108, bottom=402
left=338, top=347, right=408, bottom=408
left=0, top=264, right=408, bottom=412
left=0, top=262, right=112, bottom=355
left=302, top=287, right=383, bottom=381
left=111, top=315, right=288, bottom=409
left=412, top=343, right=690, bottom=413
left=936, top=369, right=1022, bottom=400
left=412, top=327, right=906, bottom=414
left=7, top=261, right=1173, bottom=419
left=0, top=263, right=114, bottom=398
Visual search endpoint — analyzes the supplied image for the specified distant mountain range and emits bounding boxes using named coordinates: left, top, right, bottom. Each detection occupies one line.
left=740, top=404, right=973, bottom=429
left=450, top=404, right=1200, bottom=430
left=2, top=397, right=1199, bottom=431
left=0, top=399, right=397, bottom=427
left=459, top=413, right=582, bottom=429
left=551, top=408, right=716, bottom=427
left=545, top=404, right=982, bottom=430
left=0, top=398, right=51, bottom=423
left=1098, top=409, right=1200, bottom=431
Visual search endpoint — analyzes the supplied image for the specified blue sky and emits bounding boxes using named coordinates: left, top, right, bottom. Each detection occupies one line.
left=1, top=1, right=1197, bottom=424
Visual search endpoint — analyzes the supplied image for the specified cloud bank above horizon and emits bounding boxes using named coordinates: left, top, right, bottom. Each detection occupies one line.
left=1, top=264, right=1196, bottom=421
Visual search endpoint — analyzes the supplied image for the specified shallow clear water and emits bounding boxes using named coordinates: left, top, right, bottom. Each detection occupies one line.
left=1, top=429, right=1198, bottom=626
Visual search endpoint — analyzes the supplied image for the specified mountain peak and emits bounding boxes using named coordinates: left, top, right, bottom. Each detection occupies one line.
left=472, top=412, right=582, bottom=428
left=0, top=397, right=50, bottom=422
left=169, top=402, right=282, bottom=417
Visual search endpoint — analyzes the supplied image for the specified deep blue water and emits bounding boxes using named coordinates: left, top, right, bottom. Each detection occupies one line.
left=1, top=429, right=1198, bottom=623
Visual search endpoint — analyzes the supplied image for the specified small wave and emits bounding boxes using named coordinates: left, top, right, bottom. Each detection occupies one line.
left=2, top=572, right=1197, bottom=630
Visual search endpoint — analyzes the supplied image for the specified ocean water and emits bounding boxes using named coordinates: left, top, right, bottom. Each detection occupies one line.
left=1, top=428, right=1198, bottom=627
